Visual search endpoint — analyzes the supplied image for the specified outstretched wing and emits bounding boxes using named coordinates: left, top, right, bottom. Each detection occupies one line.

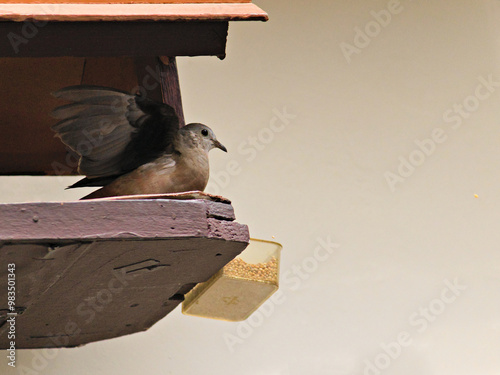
left=51, top=85, right=179, bottom=186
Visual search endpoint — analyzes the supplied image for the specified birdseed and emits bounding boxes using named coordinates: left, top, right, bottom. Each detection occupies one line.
left=223, top=257, right=278, bottom=284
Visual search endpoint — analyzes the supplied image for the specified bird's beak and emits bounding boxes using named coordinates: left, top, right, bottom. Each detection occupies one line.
left=213, top=139, right=227, bottom=152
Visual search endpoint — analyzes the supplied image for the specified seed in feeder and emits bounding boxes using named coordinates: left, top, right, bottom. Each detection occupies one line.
left=224, top=257, right=278, bottom=284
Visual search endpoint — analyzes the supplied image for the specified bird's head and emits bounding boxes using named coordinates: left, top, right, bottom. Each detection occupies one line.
left=176, top=123, right=227, bottom=154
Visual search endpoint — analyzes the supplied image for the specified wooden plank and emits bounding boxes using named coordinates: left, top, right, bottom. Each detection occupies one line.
left=81, top=57, right=139, bottom=91
left=0, top=3, right=268, bottom=22
left=158, top=56, right=186, bottom=127
left=134, top=57, right=165, bottom=104
left=0, top=199, right=247, bottom=241
left=0, top=21, right=229, bottom=58
left=134, top=56, right=186, bottom=127
left=205, top=200, right=236, bottom=220
left=0, top=57, right=84, bottom=175
left=0, top=238, right=248, bottom=348
left=0, top=198, right=249, bottom=348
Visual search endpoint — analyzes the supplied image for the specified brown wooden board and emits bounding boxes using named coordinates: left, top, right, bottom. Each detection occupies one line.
left=0, top=198, right=249, bottom=348
left=135, top=56, right=186, bottom=127
left=0, top=21, right=229, bottom=58
left=0, top=3, right=268, bottom=21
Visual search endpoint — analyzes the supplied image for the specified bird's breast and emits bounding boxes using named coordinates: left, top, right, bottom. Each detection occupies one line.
left=137, top=151, right=209, bottom=194
left=95, top=151, right=210, bottom=196
left=173, top=150, right=210, bottom=192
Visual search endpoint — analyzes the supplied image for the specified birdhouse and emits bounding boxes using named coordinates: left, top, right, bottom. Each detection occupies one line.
left=0, top=0, right=269, bottom=349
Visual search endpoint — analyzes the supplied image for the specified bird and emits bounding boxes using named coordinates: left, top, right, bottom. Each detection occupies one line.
left=51, top=85, right=227, bottom=200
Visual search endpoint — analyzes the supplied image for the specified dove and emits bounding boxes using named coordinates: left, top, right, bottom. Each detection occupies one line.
left=51, top=85, right=226, bottom=200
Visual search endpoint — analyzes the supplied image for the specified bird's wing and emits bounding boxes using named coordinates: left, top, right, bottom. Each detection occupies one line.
left=51, top=85, right=179, bottom=181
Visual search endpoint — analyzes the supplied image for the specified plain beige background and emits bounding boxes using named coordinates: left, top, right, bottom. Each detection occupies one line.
left=3, top=0, right=500, bottom=374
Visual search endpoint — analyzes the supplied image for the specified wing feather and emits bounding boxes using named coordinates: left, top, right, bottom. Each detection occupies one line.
left=51, top=85, right=179, bottom=187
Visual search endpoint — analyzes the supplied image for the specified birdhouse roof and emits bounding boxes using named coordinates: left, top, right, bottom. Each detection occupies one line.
left=0, top=1, right=268, bottom=22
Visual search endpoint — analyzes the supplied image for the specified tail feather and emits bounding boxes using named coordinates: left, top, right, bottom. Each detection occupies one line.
left=80, top=187, right=108, bottom=200
left=67, top=176, right=119, bottom=189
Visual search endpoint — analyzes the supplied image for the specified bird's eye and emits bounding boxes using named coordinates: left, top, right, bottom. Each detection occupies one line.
left=201, top=129, right=209, bottom=137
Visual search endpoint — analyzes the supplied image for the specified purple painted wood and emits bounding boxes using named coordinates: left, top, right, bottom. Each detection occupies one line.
left=205, top=200, right=236, bottom=220
left=0, top=199, right=244, bottom=241
left=0, top=198, right=249, bottom=348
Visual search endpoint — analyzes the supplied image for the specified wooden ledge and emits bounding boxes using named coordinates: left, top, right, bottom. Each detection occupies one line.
left=92, top=191, right=232, bottom=204
left=0, top=198, right=248, bottom=242
left=0, top=198, right=249, bottom=348
left=0, top=3, right=268, bottom=22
